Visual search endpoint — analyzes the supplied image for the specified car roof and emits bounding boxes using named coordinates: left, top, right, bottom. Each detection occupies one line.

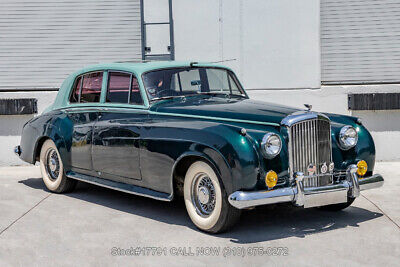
left=46, top=61, right=234, bottom=112
left=72, top=61, right=231, bottom=76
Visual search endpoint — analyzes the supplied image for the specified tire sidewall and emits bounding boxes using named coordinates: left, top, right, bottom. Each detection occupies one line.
left=39, top=139, right=64, bottom=191
left=183, top=161, right=223, bottom=231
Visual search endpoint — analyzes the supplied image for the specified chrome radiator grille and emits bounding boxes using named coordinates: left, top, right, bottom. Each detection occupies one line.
left=288, top=119, right=333, bottom=187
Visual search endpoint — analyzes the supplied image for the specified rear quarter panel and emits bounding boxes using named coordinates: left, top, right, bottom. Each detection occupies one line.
left=19, top=111, right=69, bottom=165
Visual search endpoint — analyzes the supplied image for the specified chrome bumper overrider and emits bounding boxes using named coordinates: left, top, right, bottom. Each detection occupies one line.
left=228, top=165, right=384, bottom=209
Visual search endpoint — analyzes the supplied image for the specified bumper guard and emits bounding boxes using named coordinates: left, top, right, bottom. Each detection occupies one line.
left=228, top=165, right=384, bottom=209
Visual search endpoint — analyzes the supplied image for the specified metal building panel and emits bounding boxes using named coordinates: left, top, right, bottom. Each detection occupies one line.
left=321, top=0, right=400, bottom=84
left=0, top=0, right=141, bottom=90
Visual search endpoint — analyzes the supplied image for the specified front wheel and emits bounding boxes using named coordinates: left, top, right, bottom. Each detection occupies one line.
left=39, top=139, right=77, bottom=193
left=183, top=161, right=241, bottom=233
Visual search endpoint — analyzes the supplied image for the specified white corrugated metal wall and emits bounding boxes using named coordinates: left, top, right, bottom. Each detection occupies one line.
left=0, top=0, right=142, bottom=90
left=321, top=0, right=400, bottom=84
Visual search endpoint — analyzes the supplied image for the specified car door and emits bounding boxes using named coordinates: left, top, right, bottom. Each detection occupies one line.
left=92, top=71, right=146, bottom=182
left=65, top=72, right=103, bottom=172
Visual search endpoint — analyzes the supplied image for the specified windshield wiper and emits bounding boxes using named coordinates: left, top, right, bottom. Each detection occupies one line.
left=150, top=95, right=186, bottom=102
left=150, top=92, right=247, bottom=102
left=198, top=92, right=228, bottom=96
left=197, top=92, right=247, bottom=98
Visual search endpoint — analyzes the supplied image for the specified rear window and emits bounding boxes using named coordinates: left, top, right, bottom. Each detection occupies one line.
left=69, top=76, right=82, bottom=103
left=106, top=71, right=143, bottom=105
left=69, top=72, right=103, bottom=103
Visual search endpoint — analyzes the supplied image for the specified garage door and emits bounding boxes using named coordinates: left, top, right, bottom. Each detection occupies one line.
left=321, top=0, right=400, bottom=84
left=0, top=0, right=142, bottom=90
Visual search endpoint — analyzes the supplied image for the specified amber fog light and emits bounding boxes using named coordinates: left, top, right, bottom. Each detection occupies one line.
left=265, top=171, right=278, bottom=189
left=357, top=160, right=368, bottom=176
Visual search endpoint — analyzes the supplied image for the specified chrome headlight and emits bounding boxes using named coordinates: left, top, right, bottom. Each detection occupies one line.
left=261, top=133, right=282, bottom=159
left=339, top=125, right=358, bottom=150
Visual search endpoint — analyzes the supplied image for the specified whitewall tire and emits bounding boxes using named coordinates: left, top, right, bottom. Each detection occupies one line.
left=183, top=161, right=241, bottom=233
left=39, top=139, right=76, bottom=193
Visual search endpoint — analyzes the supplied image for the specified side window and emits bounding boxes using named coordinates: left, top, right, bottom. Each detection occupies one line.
left=106, top=71, right=143, bottom=105
left=69, top=76, right=82, bottom=103
left=80, top=72, right=103, bottom=103
left=107, top=72, right=130, bottom=103
left=130, top=76, right=143, bottom=105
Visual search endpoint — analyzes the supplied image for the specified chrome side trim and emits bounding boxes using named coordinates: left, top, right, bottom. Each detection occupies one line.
left=148, top=110, right=280, bottom=127
left=66, top=171, right=172, bottom=201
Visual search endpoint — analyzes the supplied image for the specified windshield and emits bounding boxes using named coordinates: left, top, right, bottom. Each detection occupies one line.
left=142, top=67, right=246, bottom=101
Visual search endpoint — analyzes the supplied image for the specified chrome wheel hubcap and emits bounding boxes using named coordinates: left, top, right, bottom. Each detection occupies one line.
left=197, top=186, right=210, bottom=204
left=45, top=148, right=60, bottom=180
left=191, top=173, right=216, bottom=217
left=49, top=158, right=57, bottom=172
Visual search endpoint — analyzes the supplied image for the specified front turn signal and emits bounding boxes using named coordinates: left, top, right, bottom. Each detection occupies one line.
left=265, top=171, right=278, bottom=189
left=357, top=160, right=368, bottom=176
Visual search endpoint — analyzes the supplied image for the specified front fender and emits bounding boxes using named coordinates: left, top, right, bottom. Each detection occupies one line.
left=331, top=122, right=376, bottom=173
left=172, top=150, right=231, bottom=194
left=171, top=133, right=260, bottom=196
left=141, top=117, right=262, bottom=195
left=203, top=124, right=262, bottom=193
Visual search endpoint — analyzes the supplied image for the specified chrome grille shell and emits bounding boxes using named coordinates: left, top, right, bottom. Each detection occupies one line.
left=282, top=112, right=333, bottom=188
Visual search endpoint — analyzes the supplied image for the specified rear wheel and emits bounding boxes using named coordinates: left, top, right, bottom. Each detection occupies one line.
left=318, top=197, right=355, bottom=211
left=39, top=139, right=77, bottom=193
left=183, top=161, right=241, bottom=233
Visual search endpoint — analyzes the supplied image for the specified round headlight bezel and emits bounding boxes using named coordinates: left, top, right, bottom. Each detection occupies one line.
left=261, top=133, right=282, bottom=159
left=339, top=125, right=358, bottom=150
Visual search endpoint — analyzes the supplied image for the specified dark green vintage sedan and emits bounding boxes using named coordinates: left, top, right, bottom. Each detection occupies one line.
left=15, top=61, right=384, bottom=233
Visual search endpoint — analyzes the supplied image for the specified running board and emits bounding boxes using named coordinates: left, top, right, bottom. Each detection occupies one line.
left=66, top=171, right=172, bottom=201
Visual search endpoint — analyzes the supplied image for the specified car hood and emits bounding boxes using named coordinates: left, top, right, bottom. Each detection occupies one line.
left=150, top=96, right=300, bottom=125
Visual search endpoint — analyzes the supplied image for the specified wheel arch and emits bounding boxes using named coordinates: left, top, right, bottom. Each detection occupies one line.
left=33, top=124, right=68, bottom=164
left=171, top=151, right=232, bottom=199
left=34, top=136, right=50, bottom=162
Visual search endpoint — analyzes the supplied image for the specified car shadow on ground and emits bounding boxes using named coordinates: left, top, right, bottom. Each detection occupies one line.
left=19, top=177, right=383, bottom=244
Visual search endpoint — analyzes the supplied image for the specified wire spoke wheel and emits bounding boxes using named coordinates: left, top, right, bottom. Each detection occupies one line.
left=191, top=173, right=216, bottom=217
left=45, top=148, right=60, bottom=181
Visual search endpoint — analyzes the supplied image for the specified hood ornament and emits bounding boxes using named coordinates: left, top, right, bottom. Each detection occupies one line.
left=304, top=104, right=312, bottom=111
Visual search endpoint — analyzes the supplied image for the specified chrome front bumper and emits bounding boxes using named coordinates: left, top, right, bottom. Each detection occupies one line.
left=228, top=165, right=384, bottom=209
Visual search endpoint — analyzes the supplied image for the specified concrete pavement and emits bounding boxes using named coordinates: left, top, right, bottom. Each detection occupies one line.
left=0, top=162, right=399, bottom=266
